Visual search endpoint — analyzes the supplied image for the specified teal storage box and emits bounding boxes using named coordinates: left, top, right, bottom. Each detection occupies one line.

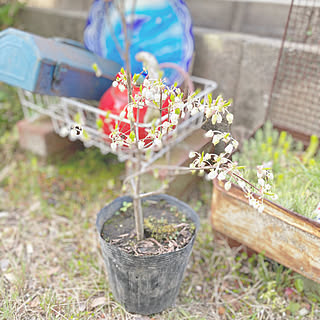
left=0, top=28, right=121, bottom=100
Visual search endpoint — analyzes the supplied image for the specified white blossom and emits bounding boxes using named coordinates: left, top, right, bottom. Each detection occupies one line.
left=258, top=204, right=265, bottom=213
left=212, top=134, right=222, bottom=146
left=238, top=179, right=246, bottom=189
left=203, top=153, right=211, bottom=161
left=186, top=103, right=193, bottom=112
left=226, top=113, right=234, bottom=124
left=189, top=151, right=196, bottom=158
left=224, top=144, right=233, bottom=154
left=217, top=171, right=227, bottom=181
left=154, top=138, right=162, bottom=147
left=154, top=93, right=161, bottom=103
left=170, top=113, right=179, bottom=125
left=205, top=108, right=214, bottom=118
left=265, top=184, right=271, bottom=191
left=119, top=111, right=126, bottom=120
left=138, top=141, right=145, bottom=149
left=191, top=108, right=199, bottom=116
left=257, top=171, right=264, bottom=179
left=232, top=140, right=239, bottom=149
left=118, top=84, right=126, bottom=92
left=189, top=163, right=196, bottom=169
left=205, top=130, right=214, bottom=138
left=111, top=142, right=117, bottom=151
left=224, top=181, right=232, bottom=191
left=211, top=114, right=218, bottom=125
left=208, top=170, right=218, bottom=180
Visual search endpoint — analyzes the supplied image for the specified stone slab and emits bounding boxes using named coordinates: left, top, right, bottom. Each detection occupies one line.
left=233, top=36, right=281, bottom=138
left=17, top=117, right=81, bottom=157
left=25, top=0, right=91, bottom=11
left=17, top=7, right=86, bottom=41
left=193, top=29, right=243, bottom=101
left=23, top=0, right=289, bottom=39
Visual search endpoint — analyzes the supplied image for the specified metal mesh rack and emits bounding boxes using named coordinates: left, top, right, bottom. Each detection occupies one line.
left=268, top=0, right=320, bottom=143
left=18, top=76, right=217, bottom=165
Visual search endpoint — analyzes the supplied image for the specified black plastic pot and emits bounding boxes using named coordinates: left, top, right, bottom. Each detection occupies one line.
left=96, top=194, right=200, bottom=315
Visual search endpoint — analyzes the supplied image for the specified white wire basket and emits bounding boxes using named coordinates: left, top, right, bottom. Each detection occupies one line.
left=18, top=76, right=217, bottom=166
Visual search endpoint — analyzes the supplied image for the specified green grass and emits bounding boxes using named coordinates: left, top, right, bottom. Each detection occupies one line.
left=233, top=122, right=320, bottom=219
left=0, top=83, right=24, bottom=136
left=0, top=124, right=320, bottom=319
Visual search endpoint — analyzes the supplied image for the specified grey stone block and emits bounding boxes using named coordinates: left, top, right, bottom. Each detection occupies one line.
left=25, top=0, right=92, bottom=11
left=185, top=0, right=234, bottom=31
left=185, top=0, right=288, bottom=39
left=23, top=0, right=289, bottom=39
left=233, top=36, right=281, bottom=137
left=236, top=2, right=289, bottom=39
left=193, top=29, right=243, bottom=101
left=17, top=117, right=81, bottom=157
left=17, top=7, right=87, bottom=41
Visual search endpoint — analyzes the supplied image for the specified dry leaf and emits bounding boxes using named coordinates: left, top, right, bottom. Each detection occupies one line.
left=0, top=212, right=9, bottom=219
left=79, top=302, right=86, bottom=312
left=90, top=296, right=107, bottom=309
left=30, top=296, right=40, bottom=308
left=218, top=306, right=226, bottom=315
left=4, top=273, right=16, bottom=283
left=0, top=259, right=10, bottom=271
left=27, top=243, right=33, bottom=255
left=48, top=266, right=60, bottom=276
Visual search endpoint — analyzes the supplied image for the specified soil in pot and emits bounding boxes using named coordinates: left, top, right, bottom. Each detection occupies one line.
left=101, top=198, right=196, bottom=256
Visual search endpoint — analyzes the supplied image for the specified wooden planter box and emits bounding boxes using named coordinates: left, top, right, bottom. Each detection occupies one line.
left=211, top=179, right=320, bottom=284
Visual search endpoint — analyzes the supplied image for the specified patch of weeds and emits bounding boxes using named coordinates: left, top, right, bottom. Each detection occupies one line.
left=0, top=298, right=15, bottom=320
left=120, top=201, right=132, bottom=212
left=234, top=121, right=320, bottom=219
left=0, top=1, right=24, bottom=30
left=67, top=252, right=98, bottom=278
left=0, top=83, right=23, bottom=136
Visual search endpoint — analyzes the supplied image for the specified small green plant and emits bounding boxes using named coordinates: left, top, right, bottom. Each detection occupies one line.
left=233, top=122, right=320, bottom=219
left=120, top=201, right=133, bottom=212
left=0, top=1, right=24, bottom=30
left=0, top=83, right=23, bottom=136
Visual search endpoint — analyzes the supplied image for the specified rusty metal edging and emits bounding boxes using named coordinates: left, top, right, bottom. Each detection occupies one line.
left=213, top=179, right=320, bottom=238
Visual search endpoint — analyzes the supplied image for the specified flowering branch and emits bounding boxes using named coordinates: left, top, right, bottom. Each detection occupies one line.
left=110, top=62, right=275, bottom=239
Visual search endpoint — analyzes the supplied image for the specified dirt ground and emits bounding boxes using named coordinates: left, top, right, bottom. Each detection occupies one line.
left=0, top=132, right=320, bottom=320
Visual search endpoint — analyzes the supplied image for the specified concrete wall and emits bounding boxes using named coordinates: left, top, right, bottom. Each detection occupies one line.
left=23, top=0, right=289, bottom=38
left=16, top=3, right=284, bottom=139
left=192, top=29, right=280, bottom=139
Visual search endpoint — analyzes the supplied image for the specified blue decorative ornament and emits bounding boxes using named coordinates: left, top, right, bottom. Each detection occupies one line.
left=84, top=0, right=194, bottom=86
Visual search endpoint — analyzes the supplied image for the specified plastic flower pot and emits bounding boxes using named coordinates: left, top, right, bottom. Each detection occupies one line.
left=96, top=194, right=200, bottom=315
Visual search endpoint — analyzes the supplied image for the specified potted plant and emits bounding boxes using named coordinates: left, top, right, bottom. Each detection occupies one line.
left=94, top=1, right=276, bottom=315
left=95, top=71, right=278, bottom=314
